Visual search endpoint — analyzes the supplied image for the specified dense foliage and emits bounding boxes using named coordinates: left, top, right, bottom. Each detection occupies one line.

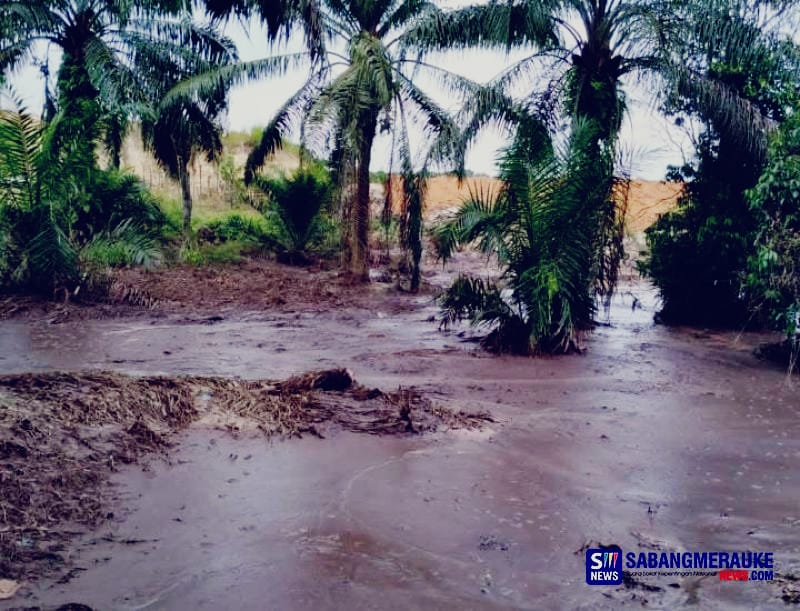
left=0, top=0, right=798, bottom=360
left=746, top=113, right=800, bottom=367
left=639, top=0, right=800, bottom=326
left=179, top=0, right=473, bottom=287
left=0, top=98, right=163, bottom=293
left=0, top=1, right=237, bottom=294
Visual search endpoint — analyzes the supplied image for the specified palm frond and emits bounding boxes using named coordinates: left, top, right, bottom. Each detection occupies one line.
left=379, top=0, right=438, bottom=37
left=0, top=93, right=44, bottom=210
left=664, top=64, right=774, bottom=161
left=25, top=210, right=79, bottom=289
left=432, top=188, right=505, bottom=262
left=400, top=0, right=558, bottom=55
left=244, top=75, right=325, bottom=182
left=80, top=217, right=163, bottom=268
left=162, top=54, right=310, bottom=106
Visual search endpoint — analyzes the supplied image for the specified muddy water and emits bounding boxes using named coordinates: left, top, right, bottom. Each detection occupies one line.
left=1, top=284, right=799, bottom=609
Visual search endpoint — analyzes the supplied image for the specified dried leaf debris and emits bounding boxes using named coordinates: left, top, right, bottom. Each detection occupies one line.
left=0, top=369, right=491, bottom=580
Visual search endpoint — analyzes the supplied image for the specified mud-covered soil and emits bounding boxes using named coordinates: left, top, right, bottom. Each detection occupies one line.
left=0, top=257, right=425, bottom=323
left=0, top=369, right=489, bottom=581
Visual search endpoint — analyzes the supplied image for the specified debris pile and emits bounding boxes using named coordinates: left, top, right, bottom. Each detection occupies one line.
left=0, top=369, right=491, bottom=580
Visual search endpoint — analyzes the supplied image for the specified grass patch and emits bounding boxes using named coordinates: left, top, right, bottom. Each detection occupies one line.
left=179, top=240, right=265, bottom=266
left=156, top=196, right=268, bottom=232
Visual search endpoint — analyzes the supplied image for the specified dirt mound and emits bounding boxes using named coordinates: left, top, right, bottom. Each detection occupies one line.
left=0, top=369, right=491, bottom=580
left=111, top=259, right=368, bottom=313
left=623, top=180, right=683, bottom=233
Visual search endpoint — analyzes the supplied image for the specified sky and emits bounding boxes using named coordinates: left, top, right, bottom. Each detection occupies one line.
left=222, top=15, right=694, bottom=180
left=7, top=1, right=697, bottom=180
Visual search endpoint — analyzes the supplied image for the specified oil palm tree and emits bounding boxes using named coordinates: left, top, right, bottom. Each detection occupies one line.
left=0, top=92, right=164, bottom=293
left=0, top=95, right=79, bottom=291
left=140, top=28, right=236, bottom=234
left=415, top=0, right=794, bottom=171
left=142, top=103, right=224, bottom=235
left=403, top=0, right=633, bottom=153
left=0, top=0, right=233, bottom=167
left=435, top=116, right=623, bottom=353
left=421, top=0, right=796, bottom=352
left=180, top=0, right=471, bottom=287
left=414, top=0, right=638, bottom=352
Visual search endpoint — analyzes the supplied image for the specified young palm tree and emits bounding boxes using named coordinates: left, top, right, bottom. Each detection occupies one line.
left=0, top=93, right=164, bottom=292
left=435, top=116, right=624, bottom=353
left=0, top=95, right=79, bottom=290
left=184, top=0, right=470, bottom=286
left=140, top=29, right=236, bottom=234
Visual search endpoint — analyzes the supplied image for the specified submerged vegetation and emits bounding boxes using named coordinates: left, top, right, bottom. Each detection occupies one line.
left=436, top=119, right=624, bottom=354
left=0, top=0, right=798, bottom=358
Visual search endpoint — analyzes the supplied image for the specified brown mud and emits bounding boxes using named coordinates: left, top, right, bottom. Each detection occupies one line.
left=0, top=255, right=798, bottom=610
left=0, top=258, right=405, bottom=323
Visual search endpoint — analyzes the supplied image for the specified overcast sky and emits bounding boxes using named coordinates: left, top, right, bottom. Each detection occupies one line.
left=8, top=1, right=696, bottom=180
left=222, top=12, right=694, bottom=180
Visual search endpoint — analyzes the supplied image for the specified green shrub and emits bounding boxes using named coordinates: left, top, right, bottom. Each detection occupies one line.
left=745, top=113, right=800, bottom=369
left=179, top=243, right=205, bottom=266
left=1, top=101, right=165, bottom=293
left=309, top=212, right=341, bottom=256
left=198, top=214, right=270, bottom=244
left=80, top=219, right=162, bottom=268
left=72, top=169, right=169, bottom=240
left=153, top=196, right=184, bottom=234
left=201, top=241, right=249, bottom=264
left=638, top=133, right=758, bottom=327
left=176, top=240, right=259, bottom=266
left=253, top=164, right=335, bottom=257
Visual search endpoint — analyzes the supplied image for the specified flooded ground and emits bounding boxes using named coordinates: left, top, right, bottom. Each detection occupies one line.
left=0, top=262, right=798, bottom=610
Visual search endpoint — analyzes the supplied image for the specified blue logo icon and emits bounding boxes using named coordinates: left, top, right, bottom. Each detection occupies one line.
left=586, top=546, right=623, bottom=585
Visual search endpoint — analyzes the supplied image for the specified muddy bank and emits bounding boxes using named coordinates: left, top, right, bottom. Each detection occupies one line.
left=0, top=369, right=488, bottom=582
left=0, top=257, right=425, bottom=323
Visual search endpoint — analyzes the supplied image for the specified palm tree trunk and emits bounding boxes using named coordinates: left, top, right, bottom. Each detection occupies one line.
left=351, top=114, right=377, bottom=281
left=179, top=165, right=192, bottom=235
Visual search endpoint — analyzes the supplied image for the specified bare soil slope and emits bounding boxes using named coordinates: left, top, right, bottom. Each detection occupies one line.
left=120, top=131, right=680, bottom=231
left=388, top=174, right=681, bottom=231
